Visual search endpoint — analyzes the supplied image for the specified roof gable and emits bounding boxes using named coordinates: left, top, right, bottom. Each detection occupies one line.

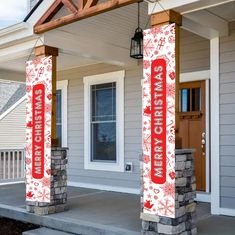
left=34, top=0, right=140, bottom=34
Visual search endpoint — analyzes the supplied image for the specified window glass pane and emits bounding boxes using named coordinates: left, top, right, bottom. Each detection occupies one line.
left=56, top=90, right=62, bottom=147
left=91, top=82, right=116, bottom=121
left=192, top=88, right=201, bottom=111
left=91, top=122, right=116, bottom=162
left=181, top=88, right=190, bottom=112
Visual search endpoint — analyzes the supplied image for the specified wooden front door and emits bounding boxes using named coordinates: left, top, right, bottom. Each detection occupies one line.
left=178, top=81, right=206, bottom=191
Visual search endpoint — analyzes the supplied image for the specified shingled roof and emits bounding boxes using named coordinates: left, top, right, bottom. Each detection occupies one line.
left=0, top=81, right=26, bottom=116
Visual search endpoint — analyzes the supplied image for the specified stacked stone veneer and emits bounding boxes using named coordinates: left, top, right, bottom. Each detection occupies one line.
left=26, top=148, right=68, bottom=215
left=141, top=149, right=197, bottom=235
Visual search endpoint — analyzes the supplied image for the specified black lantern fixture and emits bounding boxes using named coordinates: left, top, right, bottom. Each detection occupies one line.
left=130, top=2, right=143, bottom=59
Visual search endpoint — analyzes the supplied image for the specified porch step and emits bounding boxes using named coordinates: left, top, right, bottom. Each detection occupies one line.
left=23, top=227, right=74, bottom=235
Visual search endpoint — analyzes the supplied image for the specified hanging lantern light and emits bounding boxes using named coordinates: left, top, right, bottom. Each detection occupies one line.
left=130, top=2, right=143, bottom=59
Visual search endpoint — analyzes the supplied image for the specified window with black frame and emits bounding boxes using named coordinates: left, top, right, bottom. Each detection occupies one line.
left=90, top=82, right=116, bottom=162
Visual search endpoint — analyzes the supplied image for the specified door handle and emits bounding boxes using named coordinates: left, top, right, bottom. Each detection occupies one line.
left=201, top=131, right=206, bottom=156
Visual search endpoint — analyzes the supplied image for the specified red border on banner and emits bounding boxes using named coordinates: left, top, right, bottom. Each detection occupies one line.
left=32, top=83, right=45, bottom=179
left=151, top=58, right=167, bottom=184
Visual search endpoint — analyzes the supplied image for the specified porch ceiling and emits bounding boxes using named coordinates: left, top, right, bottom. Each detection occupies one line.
left=43, top=2, right=148, bottom=67
left=49, top=2, right=148, bottom=50
left=0, top=53, right=99, bottom=72
left=0, top=2, right=148, bottom=73
left=206, top=1, right=235, bottom=22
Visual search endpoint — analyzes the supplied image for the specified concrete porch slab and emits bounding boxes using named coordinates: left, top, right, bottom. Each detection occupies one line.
left=0, top=183, right=235, bottom=234
left=0, top=183, right=140, bottom=235
left=23, top=227, right=74, bottom=235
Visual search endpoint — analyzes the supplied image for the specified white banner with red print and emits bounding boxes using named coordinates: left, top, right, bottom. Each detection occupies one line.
left=143, top=24, right=176, bottom=218
left=26, top=56, right=52, bottom=203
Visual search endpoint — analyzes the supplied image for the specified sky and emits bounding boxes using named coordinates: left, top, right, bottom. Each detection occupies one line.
left=0, top=0, right=28, bottom=29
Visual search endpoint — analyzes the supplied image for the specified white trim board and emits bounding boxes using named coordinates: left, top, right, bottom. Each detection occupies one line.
left=180, top=70, right=211, bottom=195
left=68, top=181, right=140, bottom=195
left=0, top=95, right=26, bottom=121
left=210, top=37, right=220, bottom=215
left=83, top=70, right=125, bottom=172
left=57, top=80, right=68, bottom=148
left=180, top=70, right=210, bottom=82
left=0, top=180, right=24, bottom=186
left=220, top=208, right=235, bottom=217
left=196, top=192, right=211, bottom=203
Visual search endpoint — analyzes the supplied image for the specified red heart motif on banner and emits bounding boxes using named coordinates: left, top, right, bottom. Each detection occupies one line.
left=154, top=189, right=160, bottom=194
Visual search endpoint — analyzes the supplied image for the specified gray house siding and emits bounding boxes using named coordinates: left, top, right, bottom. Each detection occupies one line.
left=58, top=64, right=142, bottom=190
left=0, top=99, right=26, bottom=149
left=180, top=29, right=210, bottom=73
left=220, top=21, right=235, bottom=209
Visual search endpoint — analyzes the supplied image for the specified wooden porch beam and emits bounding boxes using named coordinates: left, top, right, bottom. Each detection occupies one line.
left=35, top=45, right=59, bottom=147
left=62, top=0, right=78, bottom=14
left=34, top=0, right=141, bottom=34
left=36, top=0, right=63, bottom=26
left=83, top=0, right=99, bottom=10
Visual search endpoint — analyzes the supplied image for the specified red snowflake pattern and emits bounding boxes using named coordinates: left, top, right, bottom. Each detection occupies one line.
left=161, top=183, right=175, bottom=198
left=143, top=60, right=151, bottom=69
left=158, top=199, right=174, bottom=216
left=144, top=38, right=155, bottom=57
left=38, top=189, right=50, bottom=201
left=166, top=83, right=175, bottom=98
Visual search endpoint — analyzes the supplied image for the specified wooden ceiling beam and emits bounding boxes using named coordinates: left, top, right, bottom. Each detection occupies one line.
left=62, top=0, right=78, bottom=14
left=36, top=0, right=63, bottom=25
left=34, top=0, right=141, bottom=34
left=83, top=0, right=99, bottom=9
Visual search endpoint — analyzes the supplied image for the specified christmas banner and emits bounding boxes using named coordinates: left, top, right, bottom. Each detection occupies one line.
left=26, top=56, right=52, bottom=202
left=143, top=24, right=176, bottom=218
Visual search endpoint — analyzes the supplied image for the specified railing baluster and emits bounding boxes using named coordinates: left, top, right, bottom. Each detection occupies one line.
left=0, top=148, right=25, bottom=182
left=17, top=150, right=19, bottom=178
left=8, top=151, right=11, bottom=179
left=3, top=151, right=6, bottom=180
left=12, top=151, right=15, bottom=179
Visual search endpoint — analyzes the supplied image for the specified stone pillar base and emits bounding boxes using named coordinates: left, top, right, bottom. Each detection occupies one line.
left=141, top=149, right=197, bottom=235
left=26, top=148, right=68, bottom=216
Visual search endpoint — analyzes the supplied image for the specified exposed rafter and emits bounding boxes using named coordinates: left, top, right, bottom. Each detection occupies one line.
left=34, top=0, right=141, bottom=34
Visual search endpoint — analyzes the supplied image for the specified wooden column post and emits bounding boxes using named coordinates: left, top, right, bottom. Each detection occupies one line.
left=151, top=10, right=182, bottom=148
left=34, top=45, right=59, bottom=147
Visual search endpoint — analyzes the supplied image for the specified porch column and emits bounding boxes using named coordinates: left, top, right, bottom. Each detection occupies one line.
left=141, top=9, right=197, bottom=235
left=151, top=10, right=182, bottom=148
left=26, top=45, right=69, bottom=215
left=34, top=45, right=59, bottom=147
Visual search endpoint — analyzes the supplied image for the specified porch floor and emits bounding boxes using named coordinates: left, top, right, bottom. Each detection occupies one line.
left=0, top=184, right=234, bottom=235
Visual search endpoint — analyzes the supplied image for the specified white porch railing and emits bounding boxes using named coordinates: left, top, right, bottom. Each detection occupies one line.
left=0, top=148, right=25, bottom=182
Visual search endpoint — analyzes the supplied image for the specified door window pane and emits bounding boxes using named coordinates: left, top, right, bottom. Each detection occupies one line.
left=181, top=88, right=190, bottom=112
left=192, top=88, right=201, bottom=111
left=91, top=82, right=116, bottom=162
left=56, top=90, right=62, bottom=147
